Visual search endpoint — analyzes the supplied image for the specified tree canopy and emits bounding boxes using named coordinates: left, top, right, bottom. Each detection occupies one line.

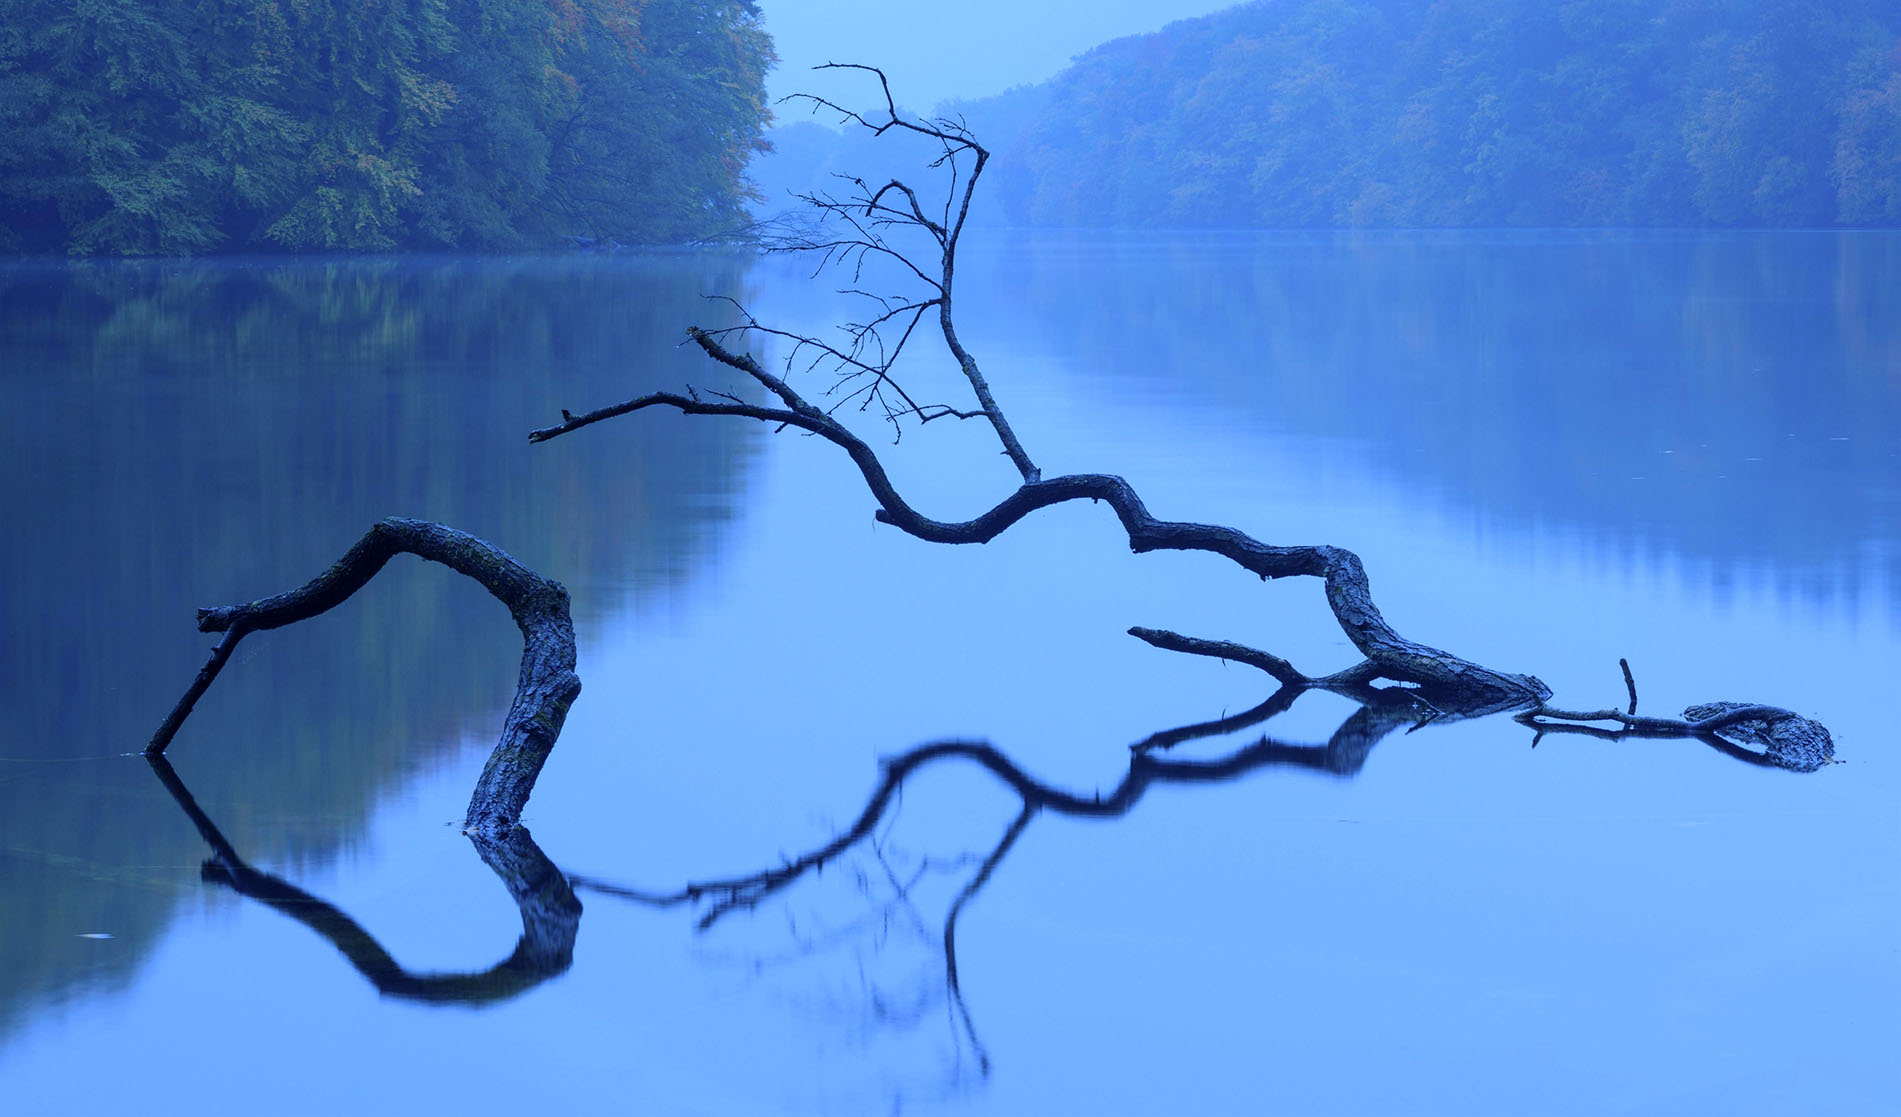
left=0, top=0, right=773, bottom=254
left=943, top=0, right=1901, bottom=228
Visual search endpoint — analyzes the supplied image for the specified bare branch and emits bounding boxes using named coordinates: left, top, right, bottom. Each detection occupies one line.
left=696, top=301, right=938, bottom=424
left=540, top=325, right=1549, bottom=706
left=147, top=518, right=581, bottom=836
left=867, top=178, right=946, bottom=241
left=1517, top=665, right=1834, bottom=773
left=760, top=66, right=1036, bottom=481
left=530, top=390, right=813, bottom=444
left=534, top=65, right=1831, bottom=750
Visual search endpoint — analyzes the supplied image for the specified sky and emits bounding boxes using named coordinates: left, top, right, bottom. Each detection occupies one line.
left=756, top=0, right=1240, bottom=112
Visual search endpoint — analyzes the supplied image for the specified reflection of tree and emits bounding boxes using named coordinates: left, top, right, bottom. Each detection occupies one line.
left=148, top=754, right=579, bottom=1006
left=568, top=668, right=1827, bottom=1080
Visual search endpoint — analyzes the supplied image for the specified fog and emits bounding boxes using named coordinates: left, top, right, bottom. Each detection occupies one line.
left=758, top=0, right=1238, bottom=109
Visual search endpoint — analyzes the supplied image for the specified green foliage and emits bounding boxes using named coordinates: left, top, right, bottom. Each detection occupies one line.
left=0, top=0, right=774, bottom=254
left=959, top=0, right=1901, bottom=227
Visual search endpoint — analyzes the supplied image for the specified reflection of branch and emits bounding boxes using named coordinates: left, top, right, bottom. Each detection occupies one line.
left=943, top=803, right=1033, bottom=1074
left=146, top=518, right=580, bottom=835
left=148, top=754, right=580, bottom=1005
left=569, top=689, right=1435, bottom=1073
left=576, top=666, right=1828, bottom=931
left=1131, top=629, right=1835, bottom=772
left=571, top=667, right=1833, bottom=1075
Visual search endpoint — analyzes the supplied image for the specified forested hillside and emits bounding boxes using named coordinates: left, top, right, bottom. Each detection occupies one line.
left=946, top=0, right=1901, bottom=228
left=0, top=0, right=772, bottom=254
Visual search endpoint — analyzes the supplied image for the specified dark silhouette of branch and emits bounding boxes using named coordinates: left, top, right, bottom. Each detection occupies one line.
left=565, top=687, right=1424, bottom=1079
left=1499, top=657, right=1833, bottom=772
left=1127, top=632, right=1833, bottom=773
left=1519, top=697, right=1833, bottom=772
left=731, top=64, right=1037, bottom=480
left=563, top=685, right=1434, bottom=957
left=139, top=518, right=1829, bottom=1062
left=148, top=753, right=580, bottom=1005
left=534, top=325, right=1550, bottom=705
left=529, top=66, right=1547, bottom=707
left=146, top=518, right=580, bottom=836
left=530, top=66, right=1837, bottom=744
left=567, top=672, right=1823, bottom=1079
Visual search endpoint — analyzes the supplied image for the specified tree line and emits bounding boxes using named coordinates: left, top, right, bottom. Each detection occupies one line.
left=941, top=0, right=1901, bottom=228
left=0, top=0, right=773, bottom=254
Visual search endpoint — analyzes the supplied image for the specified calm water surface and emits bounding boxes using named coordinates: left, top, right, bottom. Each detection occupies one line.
left=1, top=231, right=1896, bottom=1114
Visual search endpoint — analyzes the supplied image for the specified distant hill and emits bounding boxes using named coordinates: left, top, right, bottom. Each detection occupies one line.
left=758, top=0, right=1901, bottom=229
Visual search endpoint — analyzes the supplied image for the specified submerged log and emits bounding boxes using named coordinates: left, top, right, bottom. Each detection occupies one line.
left=146, top=517, right=580, bottom=836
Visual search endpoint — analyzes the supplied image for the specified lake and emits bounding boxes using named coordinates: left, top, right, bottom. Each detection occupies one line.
left=1, top=230, right=1896, bottom=1115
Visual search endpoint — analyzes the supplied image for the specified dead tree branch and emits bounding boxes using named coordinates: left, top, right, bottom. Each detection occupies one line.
left=1504, top=657, right=1831, bottom=770
left=146, top=517, right=581, bottom=836
left=532, top=65, right=1837, bottom=745
left=534, top=319, right=1549, bottom=706
left=743, top=64, right=1039, bottom=480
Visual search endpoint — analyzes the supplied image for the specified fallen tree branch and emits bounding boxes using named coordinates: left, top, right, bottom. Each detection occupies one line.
left=1127, top=625, right=1381, bottom=692
left=531, top=67, right=1549, bottom=706
left=530, top=66, right=1840, bottom=747
left=536, top=328, right=1550, bottom=706
left=146, top=517, right=581, bottom=836
left=1519, top=699, right=1833, bottom=772
left=1504, top=657, right=1832, bottom=771
left=1124, top=629, right=1834, bottom=773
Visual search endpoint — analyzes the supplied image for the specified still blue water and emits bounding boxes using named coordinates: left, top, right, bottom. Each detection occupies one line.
left=0, top=231, right=1895, bottom=1114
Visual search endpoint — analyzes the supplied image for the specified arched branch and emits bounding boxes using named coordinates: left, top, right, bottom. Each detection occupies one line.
left=146, top=518, right=580, bottom=836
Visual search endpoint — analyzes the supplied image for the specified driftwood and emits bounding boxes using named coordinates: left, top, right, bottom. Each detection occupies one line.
left=146, top=517, right=580, bottom=836
left=528, top=65, right=1830, bottom=760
